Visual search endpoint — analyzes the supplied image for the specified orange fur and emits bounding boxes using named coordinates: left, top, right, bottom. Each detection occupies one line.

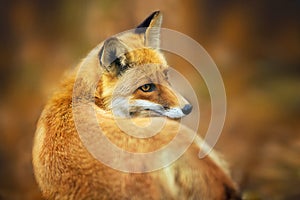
left=32, top=11, right=241, bottom=200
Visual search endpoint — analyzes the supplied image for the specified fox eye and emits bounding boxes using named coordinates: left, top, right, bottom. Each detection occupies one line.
left=139, top=83, right=156, bottom=92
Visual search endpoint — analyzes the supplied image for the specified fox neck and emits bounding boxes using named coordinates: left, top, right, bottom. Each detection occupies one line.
left=95, top=71, right=128, bottom=112
left=94, top=74, right=114, bottom=111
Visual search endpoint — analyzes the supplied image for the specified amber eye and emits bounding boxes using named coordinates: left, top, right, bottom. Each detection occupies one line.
left=139, top=83, right=156, bottom=92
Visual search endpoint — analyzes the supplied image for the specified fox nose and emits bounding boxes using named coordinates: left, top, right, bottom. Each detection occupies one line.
left=182, top=104, right=193, bottom=115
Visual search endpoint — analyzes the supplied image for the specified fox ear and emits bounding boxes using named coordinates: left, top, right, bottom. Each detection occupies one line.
left=98, top=37, right=129, bottom=75
left=136, top=11, right=162, bottom=49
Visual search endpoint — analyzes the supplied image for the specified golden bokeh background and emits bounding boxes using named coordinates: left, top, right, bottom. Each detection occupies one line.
left=0, top=1, right=299, bottom=199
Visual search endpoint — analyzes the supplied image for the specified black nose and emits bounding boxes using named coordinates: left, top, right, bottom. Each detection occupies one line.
left=182, top=104, right=193, bottom=115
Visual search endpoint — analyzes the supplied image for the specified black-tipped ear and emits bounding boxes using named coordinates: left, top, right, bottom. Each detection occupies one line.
left=136, top=11, right=161, bottom=29
left=99, top=38, right=129, bottom=75
left=136, top=11, right=162, bottom=49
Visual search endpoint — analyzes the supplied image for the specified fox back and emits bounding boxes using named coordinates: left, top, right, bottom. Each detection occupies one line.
left=32, top=11, right=240, bottom=200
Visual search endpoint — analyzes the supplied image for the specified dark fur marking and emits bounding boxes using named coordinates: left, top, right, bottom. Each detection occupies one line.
left=223, top=183, right=241, bottom=200
left=114, top=58, right=130, bottom=76
left=135, top=11, right=160, bottom=34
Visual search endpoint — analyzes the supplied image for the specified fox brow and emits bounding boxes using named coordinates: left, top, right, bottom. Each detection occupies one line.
left=111, top=65, right=169, bottom=95
left=133, top=64, right=169, bottom=83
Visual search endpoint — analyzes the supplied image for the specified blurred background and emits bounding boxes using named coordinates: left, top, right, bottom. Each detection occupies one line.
left=0, top=0, right=299, bottom=199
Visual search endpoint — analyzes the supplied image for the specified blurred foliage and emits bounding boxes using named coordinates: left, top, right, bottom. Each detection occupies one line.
left=0, top=0, right=299, bottom=199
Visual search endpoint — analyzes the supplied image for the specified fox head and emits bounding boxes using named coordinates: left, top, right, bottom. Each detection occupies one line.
left=93, top=11, right=192, bottom=119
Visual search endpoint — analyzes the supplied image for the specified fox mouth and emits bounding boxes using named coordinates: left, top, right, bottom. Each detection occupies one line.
left=145, top=108, right=166, bottom=117
left=112, top=98, right=192, bottom=119
left=130, top=109, right=164, bottom=118
left=130, top=106, right=189, bottom=119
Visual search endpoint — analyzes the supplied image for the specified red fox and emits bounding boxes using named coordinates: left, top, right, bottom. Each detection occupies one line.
left=32, top=11, right=240, bottom=199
